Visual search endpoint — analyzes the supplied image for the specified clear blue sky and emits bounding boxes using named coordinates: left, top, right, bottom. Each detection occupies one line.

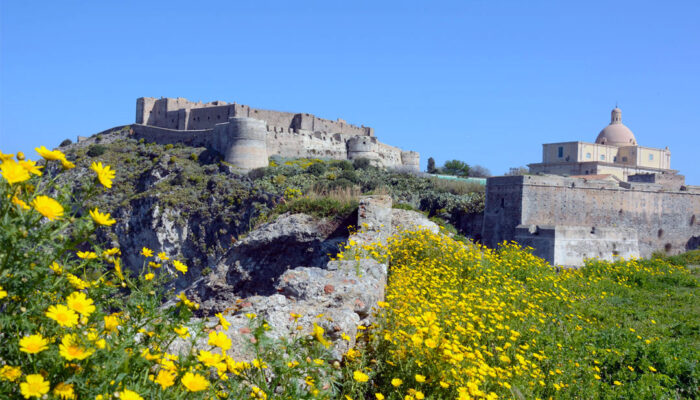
left=1, top=1, right=698, bottom=182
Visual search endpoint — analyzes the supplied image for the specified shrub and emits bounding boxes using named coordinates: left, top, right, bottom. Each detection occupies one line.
left=352, top=158, right=372, bottom=170
left=307, top=162, right=327, bottom=176
left=86, top=144, right=107, bottom=157
left=59, top=139, right=72, bottom=147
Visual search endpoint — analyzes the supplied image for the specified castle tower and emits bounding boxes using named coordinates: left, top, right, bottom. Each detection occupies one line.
left=212, top=117, right=269, bottom=170
left=347, top=136, right=379, bottom=162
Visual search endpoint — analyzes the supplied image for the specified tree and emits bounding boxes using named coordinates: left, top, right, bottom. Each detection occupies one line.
left=441, top=159, right=470, bottom=177
left=469, top=165, right=491, bottom=177
left=427, top=157, right=438, bottom=174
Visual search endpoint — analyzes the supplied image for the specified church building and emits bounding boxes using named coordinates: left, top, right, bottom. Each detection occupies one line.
left=528, top=108, right=678, bottom=181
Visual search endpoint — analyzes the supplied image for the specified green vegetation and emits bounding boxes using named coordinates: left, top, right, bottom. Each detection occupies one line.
left=1, top=143, right=698, bottom=399
left=342, top=231, right=700, bottom=399
left=654, top=249, right=700, bottom=267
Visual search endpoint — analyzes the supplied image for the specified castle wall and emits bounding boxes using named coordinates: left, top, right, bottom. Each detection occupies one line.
left=514, top=225, right=640, bottom=266
left=133, top=97, right=416, bottom=170
left=266, top=130, right=349, bottom=160
left=483, top=175, right=700, bottom=261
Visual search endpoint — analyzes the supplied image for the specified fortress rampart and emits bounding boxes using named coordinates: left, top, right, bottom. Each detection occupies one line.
left=133, top=97, right=418, bottom=171
left=482, top=174, right=700, bottom=266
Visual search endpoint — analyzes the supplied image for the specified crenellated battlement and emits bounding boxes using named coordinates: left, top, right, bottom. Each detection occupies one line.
left=133, top=97, right=418, bottom=171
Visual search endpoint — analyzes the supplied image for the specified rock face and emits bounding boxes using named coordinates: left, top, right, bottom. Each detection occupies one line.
left=187, top=213, right=350, bottom=312
left=178, top=195, right=434, bottom=360
left=169, top=195, right=444, bottom=361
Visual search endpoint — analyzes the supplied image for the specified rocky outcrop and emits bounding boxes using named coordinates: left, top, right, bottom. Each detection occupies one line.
left=177, top=195, right=433, bottom=360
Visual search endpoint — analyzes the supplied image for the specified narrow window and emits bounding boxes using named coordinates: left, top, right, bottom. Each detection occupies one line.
left=558, top=147, right=563, bottom=158
left=622, top=156, right=628, bottom=162
left=600, top=155, right=605, bottom=161
left=586, top=152, right=591, bottom=159
left=614, top=156, right=617, bottom=162
left=649, top=154, right=654, bottom=161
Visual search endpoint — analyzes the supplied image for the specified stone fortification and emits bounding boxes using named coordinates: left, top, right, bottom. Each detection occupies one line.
left=482, top=174, right=700, bottom=266
left=132, top=97, right=419, bottom=171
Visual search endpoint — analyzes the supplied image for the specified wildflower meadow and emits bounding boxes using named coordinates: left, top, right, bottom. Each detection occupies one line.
left=0, top=147, right=698, bottom=399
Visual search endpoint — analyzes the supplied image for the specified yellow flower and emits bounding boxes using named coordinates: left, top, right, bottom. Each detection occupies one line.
left=157, top=252, right=170, bottom=261
left=613, top=380, right=622, bottom=386
left=155, top=370, right=176, bottom=389
left=375, top=394, right=385, bottom=400
left=174, top=325, right=190, bottom=339
left=312, top=323, right=331, bottom=348
left=16, top=151, right=25, bottom=160
left=53, top=382, right=76, bottom=400
left=649, top=366, right=657, bottom=372
left=353, top=370, right=369, bottom=383
left=391, top=378, right=403, bottom=387
left=35, top=145, right=66, bottom=161
left=77, top=251, right=98, bottom=259
left=49, top=262, right=63, bottom=274
left=415, top=374, right=426, bottom=383
left=144, top=273, right=154, bottom=281
left=66, top=273, right=90, bottom=289
left=1, top=159, right=31, bottom=184
left=0, top=365, right=22, bottom=381
left=148, top=261, right=161, bottom=268
left=0, top=150, right=15, bottom=161
left=60, top=158, right=75, bottom=169
left=12, top=196, right=30, bottom=210
left=102, top=247, right=120, bottom=256
left=216, top=312, right=231, bottom=330
left=66, top=291, right=96, bottom=316
left=89, top=208, right=116, bottom=226
left=59, top=333, right=94, bottom=360
left=141, top=247, right=154, bottom=257
left=19, top=160, right=43, bottom=176
left=173, top=260, right=188, bottom=274
left=19, top=334, right=50, bottom=354
left=198, top=350, right=224, bottom=367
left=46, top=304, right=79, bottom=327
left=20, top=374, right=50, bottom=398
left=208, top=331, right=232, bottom=351
left=90, top=162, right=115, bottom=188
left=30, top=195, right=64, bottom=220
left=118, top=389, right=144, bottom=400
left=181, top=372, right=209, bottom=392
left=0, top=285, right=7, bottom=299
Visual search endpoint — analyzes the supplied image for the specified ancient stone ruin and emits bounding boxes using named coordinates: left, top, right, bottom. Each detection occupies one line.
left=132, top=97, right=420, bottom=171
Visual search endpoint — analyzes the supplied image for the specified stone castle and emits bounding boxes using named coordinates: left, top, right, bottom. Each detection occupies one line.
left=132, top=97, right=420, bottom=171
left=483, top=107, right=699, bottom=266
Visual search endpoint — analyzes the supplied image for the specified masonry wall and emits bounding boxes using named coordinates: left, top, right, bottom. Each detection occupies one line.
left=266, top=130, right=349, bottom=160
left=483, top=175, right=700, bottom=258
left=137, top=97, right=373, bottom=137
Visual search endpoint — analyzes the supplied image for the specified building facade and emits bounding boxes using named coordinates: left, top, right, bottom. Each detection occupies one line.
left=528, top=108, right=675, bottom=181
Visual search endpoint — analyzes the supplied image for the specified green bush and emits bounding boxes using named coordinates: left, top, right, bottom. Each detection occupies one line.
left=352, top=158, right=372, bottom=170
left=87, top=144, right=107, bottom=157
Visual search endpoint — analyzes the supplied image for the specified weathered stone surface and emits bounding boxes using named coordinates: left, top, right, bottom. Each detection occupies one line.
left=176, top=196, right=398, bottom=361
left=483, top=175, right=700, bottom=265
left=391, top=208, right=439, bottom=234
left=187, top=213, right=348, bottom=312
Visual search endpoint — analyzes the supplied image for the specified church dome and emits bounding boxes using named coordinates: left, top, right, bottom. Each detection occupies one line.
left=595, top=107, right=637, bottom=146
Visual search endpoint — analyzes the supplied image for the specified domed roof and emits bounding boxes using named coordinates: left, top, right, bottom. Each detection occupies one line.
left=595, top=108, right=637, bottom=146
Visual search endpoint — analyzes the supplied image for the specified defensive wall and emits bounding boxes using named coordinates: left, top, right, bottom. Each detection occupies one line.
left=482, top=174, right=700, bottom=266
left=133, top=97, right=419, bottom=171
